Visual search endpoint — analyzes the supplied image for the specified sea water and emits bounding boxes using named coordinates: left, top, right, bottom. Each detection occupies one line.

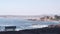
left=0, top=17, right=60, bottom=31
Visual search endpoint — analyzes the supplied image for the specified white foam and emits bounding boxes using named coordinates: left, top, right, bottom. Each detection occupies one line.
left=29, top=25, right=48, bottom=28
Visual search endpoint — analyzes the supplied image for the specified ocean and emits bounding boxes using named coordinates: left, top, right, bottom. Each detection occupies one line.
left=0, top=17, right=60, bottom=31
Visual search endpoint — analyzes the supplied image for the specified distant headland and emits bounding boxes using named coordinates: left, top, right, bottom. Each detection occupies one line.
left=0, top=15, right=60, bottom=21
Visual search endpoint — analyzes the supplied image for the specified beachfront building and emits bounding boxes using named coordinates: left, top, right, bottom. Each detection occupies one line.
left=40, top=16, right=55, bottom=21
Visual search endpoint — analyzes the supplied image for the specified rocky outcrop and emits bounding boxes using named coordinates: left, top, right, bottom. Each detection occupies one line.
left=48, top=24, right=60, bottom=28
left=0, top=27, right=60, bottom=34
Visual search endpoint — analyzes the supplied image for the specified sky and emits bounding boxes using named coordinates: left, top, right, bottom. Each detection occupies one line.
left=0, top=0, right=60, bottom=15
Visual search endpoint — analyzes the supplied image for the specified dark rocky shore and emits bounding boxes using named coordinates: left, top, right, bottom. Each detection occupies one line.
left=0, top=27, right=60, bottom=34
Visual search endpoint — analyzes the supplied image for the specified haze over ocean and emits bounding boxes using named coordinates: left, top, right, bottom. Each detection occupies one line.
left=0, top=0, right=60, bottom=15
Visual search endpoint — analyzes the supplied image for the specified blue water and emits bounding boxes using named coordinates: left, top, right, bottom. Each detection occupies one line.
left=0, top=17, right=60, bottom=30
left=0, top=18, right=59, bottom=26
